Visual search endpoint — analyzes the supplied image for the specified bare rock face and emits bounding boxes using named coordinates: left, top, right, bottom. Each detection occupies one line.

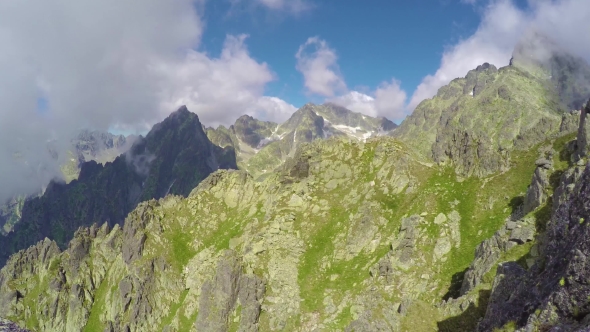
left=479, top=161, right=590, bottom=331
left=394, top=61, right=567, bottom=178
left=196, top=250, right=265, bottom=332
left=523, top=158, right=552, bottom=214
left=575, top=100, right=590, bottom=160
left=460, top=217, right=536, bottom=296
left=0, top=318, right=30, bottom=332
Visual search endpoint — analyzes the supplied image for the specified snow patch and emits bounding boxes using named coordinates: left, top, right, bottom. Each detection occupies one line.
left=333, top=124, right=363, bottom=134
left=256, top=125, right=284, bottom=149
left=362, top=131, right=373, bottom=141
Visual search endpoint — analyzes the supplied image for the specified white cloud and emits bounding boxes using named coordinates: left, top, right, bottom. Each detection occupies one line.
left=157, top=34, right=288, bottom=128
left=374, top=80, right=408, bottom=120
left=0, top=0, right=293, bottom=203
left=296, top=37, right=347, bottom=97
left=294, top=37, right=408, bottom=120
left=328, top=92, right=378, bottom=117
left=249, top=97, right=298, bottom=123
left=256, top=0, right=312, bottom=13
left=408, top=0, right=590, bottom=110
left=408, top=0, right=527, bottom=109
left=229, top=0, right=313, bottom=15
left=327, top=80, right=407, bottom=121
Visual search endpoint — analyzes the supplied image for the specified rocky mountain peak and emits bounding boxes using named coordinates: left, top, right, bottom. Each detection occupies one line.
left=231, top=115, right=278, bottom=149
left=0, top=106, right=237, bottom=266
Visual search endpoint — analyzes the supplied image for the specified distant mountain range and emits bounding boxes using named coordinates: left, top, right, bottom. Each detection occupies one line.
left=206, top=102, right=397, bottom=178
left=1, top=130, right=136, bottom=235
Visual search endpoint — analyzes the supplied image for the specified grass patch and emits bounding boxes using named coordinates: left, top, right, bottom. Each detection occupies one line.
left=168, top=228, right=197, bottom=272
left=83, top=276, right=110, bottom=332
left=178, top=307, right=199, bottom=332
left=298, top=206, right=347, bottom=312
left=493, top=320, right=517, bottom=332
left=160, top=289, right=189, bottom=330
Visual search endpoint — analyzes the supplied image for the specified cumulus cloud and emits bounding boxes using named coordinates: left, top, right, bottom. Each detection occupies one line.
left=295, top=36, right=407, bottom=121
left=296, top=37, right=347, bottom=97
left=408, top=0, right=590, bottom=110
left=328, top=92, right=378, bottom=117
left=157, top=34, right=293, bottom=128
left=0, top=0, right=294, bottom=204
left=255, top=0, right=312, bottom=13
left=374, top=80, right=409, bottom=120
left=408, top=0, right=527, bottom=109
left=327, top=80, right=408, bottom=121
left=229, top=0, right=313, bottom=16
left=249, top=97, right=298, bottom=123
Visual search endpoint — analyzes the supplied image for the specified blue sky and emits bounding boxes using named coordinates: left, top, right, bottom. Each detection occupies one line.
left=0, top=0, right=587, bottom=203
left=199, top=0, right=527, bottom=111
left=3, top=0, right=587, bottom=138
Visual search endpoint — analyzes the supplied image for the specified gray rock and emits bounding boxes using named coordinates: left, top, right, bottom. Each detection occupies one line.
left=523, top=166, right=550, bottom=214
left=122, top=203, right=152, bottom=265
left=575, top=101, right=590, bottom=160
left=535, top=158, right=552, bottom=169
left=395, top=216, right=420, bottom=263
left=0, top=318, right=30, bottom=332
left=196, top=250, right=242, bottom=332
left=398, top=298, right=413, bottom=316
left=506, top=221, right=517, bottom=230
left=509, top=224, right=535, bottom=244
left=237, top=275, right=265, bottom=332
left=479, top=161, right=590, bottom=330
left=478, top=262, right=527, bottom=331
left=460, top=231, right=503, bottom=295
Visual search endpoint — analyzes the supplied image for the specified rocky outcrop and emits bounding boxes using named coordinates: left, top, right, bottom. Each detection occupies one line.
left=196, top=250, right=265, bottom=332
left=523, top=154, right=553, bottom=214
left=575, top=100, right=590, bottom=160
left=479, top=160, right=590, bottom=330
left=460, top=217, right=536, bottom=296
left=394, top=61, right=566, bottom=178
left=0, top=319, right=30, bottom=332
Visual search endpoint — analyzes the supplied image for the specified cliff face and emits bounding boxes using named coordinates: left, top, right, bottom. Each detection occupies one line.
left=393, top=62, right=566, bottom=178
left=476, top=101, right=590, bottom=331
left=0, top=106, right=237, bottom=267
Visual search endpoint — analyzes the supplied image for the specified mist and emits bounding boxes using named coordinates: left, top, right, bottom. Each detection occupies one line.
left=408, top=0, right=590, bottom=111
left=0, top=0, right=295, bottom=205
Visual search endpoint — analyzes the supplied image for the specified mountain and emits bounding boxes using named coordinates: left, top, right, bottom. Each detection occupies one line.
left=0, top=122, right=578, bottom=331
left=61, top=130, right=138, bottom=182
left=0, top=106, right=237, bottom=266
left=2, top=49, right=590, bottom=331
left=207, top=103, right=396, bottom=178
left=393, top=61, right=567, bottom=178
left=0, top=196, right=25, bottom=236
left=205, top=115, right=279, bottom=172
left=1, top=131, right=137, bottom=236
